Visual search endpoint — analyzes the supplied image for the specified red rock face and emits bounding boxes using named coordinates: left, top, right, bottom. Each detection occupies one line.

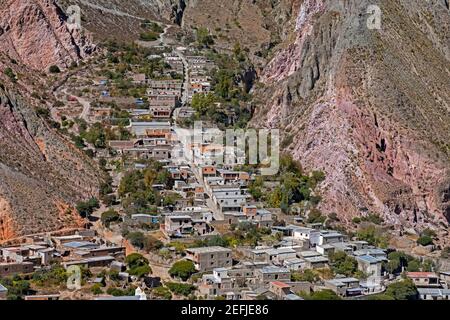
left=0, top=0, right=95, bottom=70
left=252, top=0, right=450, bottom=235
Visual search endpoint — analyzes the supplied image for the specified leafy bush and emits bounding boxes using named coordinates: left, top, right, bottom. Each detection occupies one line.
left=140, top=31, right=159, bottom=41
left=329, top=252, right=357, bottom=277
left=196, top=27, right=214, bottom=47
left=144, top=236, right=163, bottom=252
left=361, top=213, right=384, bottom=225
left=291, top=269, right=319, bottom=283
left=32, top=264, right=67, bottom=287
left=165, top=282, right=196, bottom=296
left=417, top=235, right=433, bottom=246
left=0, top=275, right=31, bottom=300
left=126, top=232, right=146, bottom=249
left=125, top=253, right=151, bottom=278
left=301, top=289, right=341, bottom=300
left=152, top=286, right=172, bottom=300
left=4, top=67, right=17, bottom=81
left=91, top=283, right=103, bottom=295
left=352, top=217, right=361, bottom=224
left=106, top=287, right=135, bottom=296
left=49, top=65, right=61, bottom=73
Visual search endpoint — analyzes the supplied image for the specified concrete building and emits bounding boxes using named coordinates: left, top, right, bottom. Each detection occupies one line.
left=186, top=246, right=232, bottom=272
left=418, top=288, right=450, bottom=300
left=0, top=262, right=34, bottom=277
left=406, top=272, right=441, bottom=288
left=255, top=266, right=290, bottom=286
left=324, top=277, right=361, bottom=297
left=356, top=255, right=384, bottom=278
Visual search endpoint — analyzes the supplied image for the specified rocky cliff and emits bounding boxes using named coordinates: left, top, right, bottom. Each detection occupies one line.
left=0, top=0, right=95, bottom=71
left=0, top=0, right=102, bottom=240
left=251, top=0, right=450, bottom=237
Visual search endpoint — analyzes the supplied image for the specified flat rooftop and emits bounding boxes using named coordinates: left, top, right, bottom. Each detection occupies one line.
left=187, top=246, right=232, bottom=254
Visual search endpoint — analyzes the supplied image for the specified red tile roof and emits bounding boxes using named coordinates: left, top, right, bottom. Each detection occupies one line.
left=406, top=272, right=438, bottom=278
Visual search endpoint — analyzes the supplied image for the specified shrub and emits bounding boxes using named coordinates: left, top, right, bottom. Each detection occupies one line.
left=144, top=236, right=163, bottom=252
left=165, top=282, right=196, bottom=296
left=49, top=65, right=61, bottom=73
left=128, top=265, right=152, bottom=278
left=291, top=269, right=319, bottom=283
left=307, top=209, right=326, bottom=224
left=4, top=67, right=16, bottom=81
left=417, top=235, right=433, bottom=246
left=91, top=284, right=103, bottom=295
left=140, top=31, right=159, bottom=41
left=106, top=287, right=135, bottom=296
left=361, top=213, right=384, bottom=225
left=153, top=286, right=172, bottom=300
left=127, top=232, right=146, bottom=249
left=301, top=289, right=341, bottom=300
left=366, top=294, right=395, bottom=300
left=352, top=217, right=362, bottom=224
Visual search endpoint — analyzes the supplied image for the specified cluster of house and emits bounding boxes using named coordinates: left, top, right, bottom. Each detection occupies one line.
left=179, top=220, right=450, bottom=300
left=164, top=52, right=184, bottom=74
left=177, top=225, right=387, bottom=300
left=185, top=55, right=214, bottom=103
left=0, top=229, right=127, bottom=300
left=108, top=121, right=173, bottom=160
left=406, top=271, right=450, bottom=300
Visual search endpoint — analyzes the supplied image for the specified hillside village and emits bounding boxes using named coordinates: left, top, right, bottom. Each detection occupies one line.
left=1, top=22, right=449, bottom=302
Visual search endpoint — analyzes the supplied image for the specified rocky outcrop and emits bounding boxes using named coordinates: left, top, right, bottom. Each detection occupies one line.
left=252, top=0, right=450, bottom=233
left=0, top=0, right=102, bottom=240
left=0, top=0, right=95, bottom=71
left=0, top=86, right=102, bottom=241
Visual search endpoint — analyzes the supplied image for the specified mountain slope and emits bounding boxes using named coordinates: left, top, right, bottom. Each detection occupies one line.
left=0, top=0, right=102, bottom=241
left=0, top=0, right=95, bottom=71
left=251, top=0, right=450, bottom=237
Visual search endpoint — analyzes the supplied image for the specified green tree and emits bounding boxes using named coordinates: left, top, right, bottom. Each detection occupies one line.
left=91, top=283, right=103, bottom=295
left=329, top=251, right=358, bottom=277
left=165, top=282, right=196, bottom=296
left=125, top=253, right=152, bottom=278
left=291, top=269, right=319, bottom=283
left=153, top=286, right=172, bottom=300
left=385, top=279, right=418, bottom=300
left=126, top=232, right=146, bottom=249
left=76, top=198, right=100, bottom=218
left=301, top=289, right=342, bottom=300
left=101, top=209, right=120, bottom=227
left=417, top=235, right=433, bottom=246
left=169, top=260, right=196, bottom=281
left=196, top=27, right=214, bottom=47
